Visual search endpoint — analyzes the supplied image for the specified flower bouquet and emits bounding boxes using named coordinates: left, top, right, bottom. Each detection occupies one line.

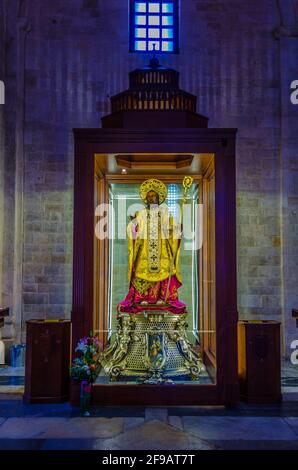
left=70, top=332, right=102, bottom=415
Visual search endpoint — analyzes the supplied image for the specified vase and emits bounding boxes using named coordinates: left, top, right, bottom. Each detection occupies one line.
left=80, top=380, right=92, bottom=416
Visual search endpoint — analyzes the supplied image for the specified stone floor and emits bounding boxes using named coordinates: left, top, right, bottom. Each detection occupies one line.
left=2, top=398, right=298, bottom=450
left=0, top=360, right=298, bottom=450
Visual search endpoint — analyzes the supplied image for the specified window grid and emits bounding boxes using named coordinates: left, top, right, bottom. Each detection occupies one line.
left=130, top=0, right=179, bottom=54
left=167, top=184, right=179, bottom=219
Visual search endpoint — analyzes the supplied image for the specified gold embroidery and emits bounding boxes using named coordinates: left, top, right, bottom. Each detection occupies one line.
left=133, top=277, right=155, bottom=294
left=147, top=208, right=161, bottom=273
left=126, top=188, right=183, bottom=284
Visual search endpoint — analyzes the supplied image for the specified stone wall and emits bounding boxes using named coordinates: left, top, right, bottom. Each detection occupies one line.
left=0, top=0, right=297, bottom=355
left=278, top=0, right=298, bottom=354
left=0, top=0, right=4, bottom=314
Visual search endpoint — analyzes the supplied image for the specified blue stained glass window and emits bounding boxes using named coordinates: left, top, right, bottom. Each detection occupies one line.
left=148, top=15, right=160, bottom=25
left=161, top=41, right=173, bottom=52
left=162, top=28, right=173, bottom=39
left=135, top=40, right=147, bottom=50
left=148, top=28, right=160, bottom=38
left=130, top=1, right=179, bottom=53
left=135, top=3, right=146, bottom=12
left=162, top=15, right=173, bottom=26
left=148, top=41, right=160, bottom=51
left=148, top=3, right=160, bottom=12
left=136, top=15, right=147, bottom=25
left=162, top=3, right=173, bottom=13
left=135, top=28, right=146, bottom=38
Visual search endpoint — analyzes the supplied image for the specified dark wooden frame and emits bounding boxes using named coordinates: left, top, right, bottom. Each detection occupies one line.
left=72, top=127, right=238, bottom=406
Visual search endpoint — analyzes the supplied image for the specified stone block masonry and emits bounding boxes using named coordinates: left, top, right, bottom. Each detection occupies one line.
left=0, top=0, right=297, bottom=356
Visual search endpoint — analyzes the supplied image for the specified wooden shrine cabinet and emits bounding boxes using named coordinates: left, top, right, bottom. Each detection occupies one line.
left=238, top=321, right=281, bottom=403
left=24, top=320, right=71, bottom=403
left=71, top=62, right=239, bottom=406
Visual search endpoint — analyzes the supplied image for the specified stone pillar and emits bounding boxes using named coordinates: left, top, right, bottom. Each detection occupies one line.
left=12, top=17, right=32, bottom=343
left=0, top=1, right=32, bottom=348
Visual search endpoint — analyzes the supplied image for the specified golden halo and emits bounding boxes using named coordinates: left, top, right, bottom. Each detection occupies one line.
left=139, top=179, right=167, bottom=205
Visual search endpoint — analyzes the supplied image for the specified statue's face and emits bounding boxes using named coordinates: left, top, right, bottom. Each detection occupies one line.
left=146, top=190, right=159, bottom=205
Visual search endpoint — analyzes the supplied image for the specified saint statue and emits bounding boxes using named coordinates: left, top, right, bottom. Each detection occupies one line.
left=117, top=178, right=187, bottom=315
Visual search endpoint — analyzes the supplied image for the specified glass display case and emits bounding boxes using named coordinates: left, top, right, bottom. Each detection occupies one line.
left=72, top=62, right=237, bottom=405
left=107, top=182, right=200, bottom=344
left=96, top=179, right=215, bottom=385
left=92, top=153, right=218, bottom=390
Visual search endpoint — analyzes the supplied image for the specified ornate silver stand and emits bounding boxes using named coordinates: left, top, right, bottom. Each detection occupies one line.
left=99, top=311, right=205, bottom=383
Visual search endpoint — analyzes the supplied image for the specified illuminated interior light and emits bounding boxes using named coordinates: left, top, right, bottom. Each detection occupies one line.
left=135, top=40, right=147, bottom=51
left=162, top=3, right=174, bottom=14
left=148, top=28, right=160, bottom=38
left=161, top=41, right=173, bottom=52
left=148, top=3, right=160, bottom=13
left=162, top=28, right=173, bottom=39
left=148, top=15, right=160, bottom=25
left=135, top=3, right=146, bottom=13
left=148, top=41, right=160, bottom=51
left=135, top=15, right=147, bottom=25
left=162, top=15, right=173, bottom=26
left=135, top=28, right=146, bottom=38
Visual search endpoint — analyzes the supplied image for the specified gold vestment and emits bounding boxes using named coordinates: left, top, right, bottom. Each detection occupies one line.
left=127, top=206, right=182, bottom=284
